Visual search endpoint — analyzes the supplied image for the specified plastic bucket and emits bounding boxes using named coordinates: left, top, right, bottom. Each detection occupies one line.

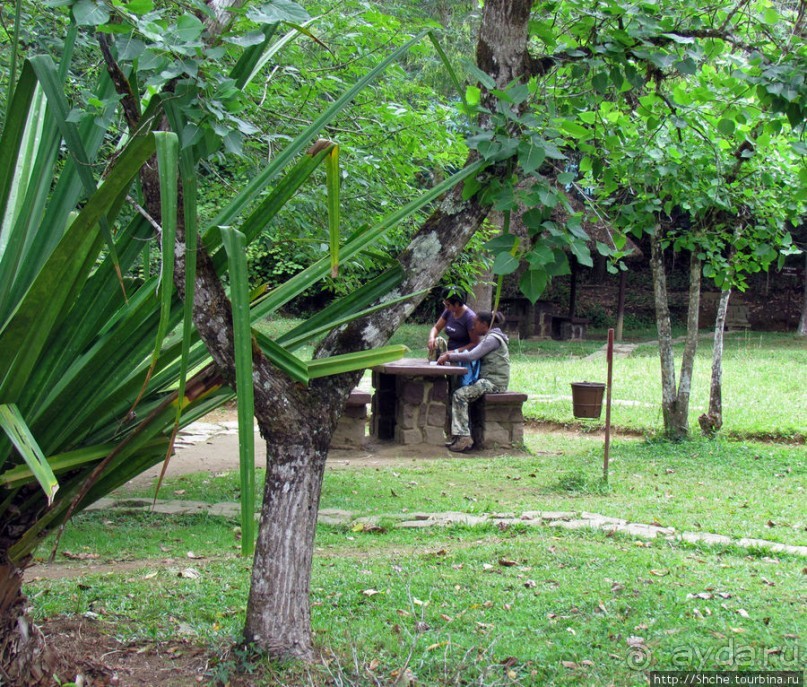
left=570, top=382, right=605, bottom=419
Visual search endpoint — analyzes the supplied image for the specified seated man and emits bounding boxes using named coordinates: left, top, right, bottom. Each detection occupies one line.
left=437, top=311, right=510, bottom=452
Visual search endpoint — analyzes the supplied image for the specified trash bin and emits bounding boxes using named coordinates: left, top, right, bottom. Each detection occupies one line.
left=570, top=382, right=605, bottom=419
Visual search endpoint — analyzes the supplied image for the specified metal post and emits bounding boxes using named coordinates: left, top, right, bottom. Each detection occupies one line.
left=603, top=328, right=614, bottom=483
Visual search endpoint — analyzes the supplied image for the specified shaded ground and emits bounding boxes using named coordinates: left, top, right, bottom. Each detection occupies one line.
left=42, top=617, right=212, bottom=686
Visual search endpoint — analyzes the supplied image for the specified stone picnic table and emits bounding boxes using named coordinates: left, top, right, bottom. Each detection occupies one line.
left=370, top=357, right=467, bottom=447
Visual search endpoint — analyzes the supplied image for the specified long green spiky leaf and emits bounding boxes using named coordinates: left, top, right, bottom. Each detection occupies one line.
left=0, top=48, right=36, bottom=222
left=27, top=55, right=122, bottom=281
left=252, top=331, right=309, bottom=384
left=0, top=404, right=58, bottom=504
left=0, top=133, right=156, bottom=400
left=151, top=132, right=179, bottom=376
left=0, top=443, right=113, bottom=488
left=307, top=345, right=408, bottom=379
left=207, top=29, right=431, bottom=233
left=250, top=159, right=487, bottom=320
left=220, top=228, right=256, bottom=557
left=279, top=289, right=427, bottom=352
left=206, top=141, right=336, bottom=271
left=326, top=144, right=340, bottom=277
left=277, top=266, right=405, bottom=349
left=232, top=19, right=318, bottom=91
left=0, top=79, right=48, bottom=321
left=427, top=31, right=468, bottom=113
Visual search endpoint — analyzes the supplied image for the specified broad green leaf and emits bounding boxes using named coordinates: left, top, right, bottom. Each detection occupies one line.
left=674, top=58, right=697, bottom=76
left=221, top=228, right=255, bottom=557
left=484, top=234, right=519, bottom=253
left=72, top=0, right=110, bottom=25
left=570, top=239, right=593, bottom=267
left=465, top=85, right=482, bottom=107
left=463, top=60, right=496, bottom=89
left=492, top=252, right=519, bottom=276
left=560, top=120, right=591, bottom=140
left=519, top=268, right=548, bottom=303
left=518, top=139, right=546, bottom=174
left=246, top=0, right=311, bottom=25
left=717, top=118, right=735, bottom=136
left=0, top=404, right=58, bottom=504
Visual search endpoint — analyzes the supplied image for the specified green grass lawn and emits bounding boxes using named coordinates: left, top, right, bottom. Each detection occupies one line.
left=25, top=326, right=805, bottom=685
left=261, top=319, right=806, bottom=440
left=29, top=434, right=805, bottom=685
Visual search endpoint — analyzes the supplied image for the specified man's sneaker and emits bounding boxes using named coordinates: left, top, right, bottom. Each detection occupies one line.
left=448, top=436, right=473, bottom=452
left=444, top=437, right=457, bottom=447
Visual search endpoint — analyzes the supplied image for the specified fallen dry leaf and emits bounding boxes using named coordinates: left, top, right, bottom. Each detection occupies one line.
left=186, top=551, right=204, bottom=559
left=561, top=661, right=579, bottom=669
left=498, top=558, right=517, bottom=567
left=737, top=608, right=750, bottom=618
left=362, top=589, right=380, bottom=597
left=179, top=568, right=200, bottom=579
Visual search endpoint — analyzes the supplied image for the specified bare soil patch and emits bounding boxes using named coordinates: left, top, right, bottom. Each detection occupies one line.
left=40, top=616, right=213, bottom=686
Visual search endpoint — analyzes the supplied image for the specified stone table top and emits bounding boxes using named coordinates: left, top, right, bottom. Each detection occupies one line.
left=372, top=357, right=468, bottom=377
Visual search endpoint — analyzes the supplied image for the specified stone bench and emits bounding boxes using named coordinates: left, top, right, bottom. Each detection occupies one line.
left=469, top=392, right=528, bottom=449
left=330, top=390, right=371, bottom=449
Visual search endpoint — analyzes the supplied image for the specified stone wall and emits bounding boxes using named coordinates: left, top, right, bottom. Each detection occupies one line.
left=330, top=391, right=370, bottom=449
left=469, top=392, right=527, bottom=449
left=371, top=372, right=450, bottom=446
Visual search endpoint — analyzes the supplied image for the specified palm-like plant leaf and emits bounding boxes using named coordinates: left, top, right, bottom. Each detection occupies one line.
left=0, top=23, right=475, bottom=564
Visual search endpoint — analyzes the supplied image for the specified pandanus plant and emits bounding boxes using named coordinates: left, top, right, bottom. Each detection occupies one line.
left=0, top=10, right=468, bottom=680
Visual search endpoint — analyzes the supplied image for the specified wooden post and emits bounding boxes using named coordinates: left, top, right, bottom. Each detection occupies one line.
left=603, top=328, right=614, bottom=483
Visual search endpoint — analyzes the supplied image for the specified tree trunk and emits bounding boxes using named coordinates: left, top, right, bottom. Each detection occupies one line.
left=650, top=232, right=680, bottom=437
left=699, top=288, right=730, bottom=436
left=798, top=252, right=807, bottom=336
left=470, top=266, right=494, bottom=312
left=674, top=251, right=702, bottom=438
left=244, top=439, right=329, bottom=659
left=615, top=270, right=627, bottom=342
left=161, top=0, right=533, bottom=662
left=0, top=555, right=60, bottom=686
left=650, top=234, right=702, bottom=440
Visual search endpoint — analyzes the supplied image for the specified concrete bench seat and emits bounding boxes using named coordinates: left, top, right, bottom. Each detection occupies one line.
left=469, top=391, right=528, bottom=449
left=330, top=390, right=371, bottom=449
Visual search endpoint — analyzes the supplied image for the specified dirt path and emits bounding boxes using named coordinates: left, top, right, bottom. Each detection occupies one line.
left=129, top=410, right=636, bottom=487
